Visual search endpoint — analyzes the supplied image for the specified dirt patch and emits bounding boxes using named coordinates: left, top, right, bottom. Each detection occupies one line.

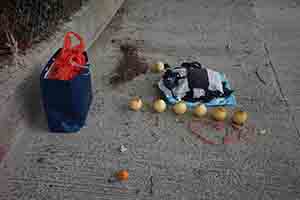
left=189, top=119, right=257, bottom=144
left=110, top=43, right=149, bottom=86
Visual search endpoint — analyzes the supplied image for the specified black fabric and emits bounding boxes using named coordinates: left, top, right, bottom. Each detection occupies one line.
left=160, top=61, right=234, bottom=103
left=162, top=68, right=186, bottom=98
left=222, top=82, right=234, bottom=97
left=164, top=63, right=171, bottom=69
left=181, top=61, right=202, bottom=69
left=186, top=65, right=209, bottom=91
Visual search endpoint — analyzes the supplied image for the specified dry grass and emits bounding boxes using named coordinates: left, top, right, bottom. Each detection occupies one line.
left=5, top=31, right=24, bottom=69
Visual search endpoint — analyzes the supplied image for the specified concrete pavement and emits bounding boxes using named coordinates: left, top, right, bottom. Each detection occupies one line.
left=1, top=0, right=300, bottom=199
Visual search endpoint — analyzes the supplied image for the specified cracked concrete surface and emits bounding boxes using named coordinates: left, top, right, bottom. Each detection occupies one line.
left=1, top=0, right=300, bottom=199
left=254, top=0, right=300, bottom=139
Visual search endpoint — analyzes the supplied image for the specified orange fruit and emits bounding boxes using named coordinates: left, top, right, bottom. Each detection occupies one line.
left=116, top=170, right=129, bottom=181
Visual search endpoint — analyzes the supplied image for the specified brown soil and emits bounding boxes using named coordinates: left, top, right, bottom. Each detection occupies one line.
left=110, top=44, right=149, bottom=86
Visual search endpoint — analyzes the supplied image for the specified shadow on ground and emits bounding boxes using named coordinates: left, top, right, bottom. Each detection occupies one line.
left=18, top=66, right=48, bottom=132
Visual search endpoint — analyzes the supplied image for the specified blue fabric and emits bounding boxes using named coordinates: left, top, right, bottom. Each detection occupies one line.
left=40, top=49, right=92, bottom=133
left=163, top=72, right=236, bottom=108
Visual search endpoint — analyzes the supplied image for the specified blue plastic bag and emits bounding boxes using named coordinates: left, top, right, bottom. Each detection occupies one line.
left=40, top=49, right=92, bottom=133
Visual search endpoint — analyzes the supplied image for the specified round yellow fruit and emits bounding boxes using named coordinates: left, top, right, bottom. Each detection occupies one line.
left=211, top=107, right=227, bottom=121
left=129, top=97, right=143, bottom=111
left=173, top=102, right=187, bottom=115
left=194, top=104, right=207, bottom=118
left=152, top=61, right=165, bottom=73
left=232, top=110, right=248, bottom=125
left=153, top=99, right=167, bottom=113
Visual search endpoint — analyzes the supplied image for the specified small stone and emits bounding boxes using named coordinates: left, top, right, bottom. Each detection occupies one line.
left=259, top=129, right=267, bottom=135
left=120, top=145, right=128, bottom=153
left=108, top=178, right=115, bottom=183
left=225, top=44, right=230, bottom=50
left=36, top=157, right=45, bottom=163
